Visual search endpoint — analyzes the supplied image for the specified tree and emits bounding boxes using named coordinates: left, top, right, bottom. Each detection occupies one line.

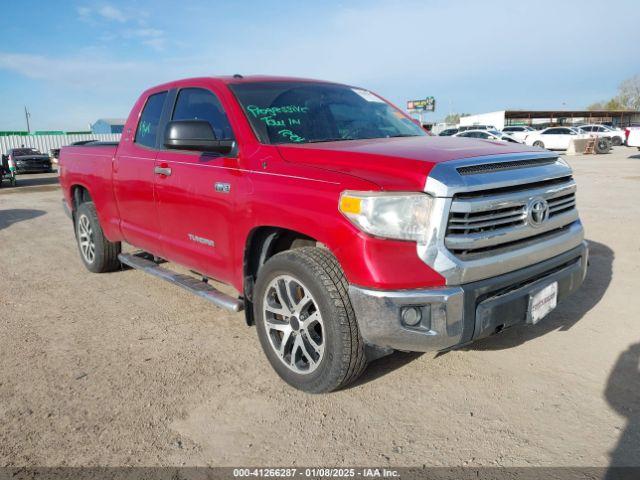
left=587, top=74, right=640, bottom=111
left=443, top=113, right=470, bottom=124
left=618, top=74, right=640, bottom=110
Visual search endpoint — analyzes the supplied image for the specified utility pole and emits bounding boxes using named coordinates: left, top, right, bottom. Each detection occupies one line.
left=24, top=106, right=31, bottom=133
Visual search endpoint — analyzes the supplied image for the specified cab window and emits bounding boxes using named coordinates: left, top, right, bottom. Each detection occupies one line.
left=135, top=91, right=168, bottom=148
left=172, top=88, right=234, bottom=140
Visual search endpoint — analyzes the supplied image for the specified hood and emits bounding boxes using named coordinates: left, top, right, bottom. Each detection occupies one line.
left=277, top=136, right=544, bottom=190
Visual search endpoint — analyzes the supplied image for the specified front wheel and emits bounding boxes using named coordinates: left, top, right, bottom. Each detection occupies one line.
left=612, top=136, right=622, bottom=146
left=533, top=140, right=545, bottom=148
left=75, top=201, right=121, bottom=273
left=254, top=247, right=366, bottom=393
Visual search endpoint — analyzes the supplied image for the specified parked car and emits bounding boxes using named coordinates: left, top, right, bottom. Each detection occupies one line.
left=6, top=147, right=53, bottom=174
left=59, top=76, right=587, bottom=393
left=458, top=124, right=497, bottom=132
left=578, top=124, right=625, bottom=146
left=501, top=125, right=537, bottom=143
left=454, top=129, right=521, bottom=143
left=438, top=128, right=459, bottom=136
left=626, top=127, right=640, bottom=149
left=524, top=127, right=590, bottom=150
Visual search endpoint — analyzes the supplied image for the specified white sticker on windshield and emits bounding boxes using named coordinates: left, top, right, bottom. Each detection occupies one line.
left=352, top=88, right=385, bottom=103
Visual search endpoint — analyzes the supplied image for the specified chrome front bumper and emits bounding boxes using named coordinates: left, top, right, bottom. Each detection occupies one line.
left=349, top=241, right=588, bottom=353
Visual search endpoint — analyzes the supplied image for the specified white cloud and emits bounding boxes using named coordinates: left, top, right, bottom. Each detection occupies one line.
left=75, top=4, right=166, bottom=51
left=141, top=37, right=166, bottom=51
left=97, top=4, right=128, bottom=22
left=0, top=52, right=151, bottom=89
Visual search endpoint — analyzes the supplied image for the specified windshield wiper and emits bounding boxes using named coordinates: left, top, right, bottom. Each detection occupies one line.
left=386, top=134, right=421, bottom=138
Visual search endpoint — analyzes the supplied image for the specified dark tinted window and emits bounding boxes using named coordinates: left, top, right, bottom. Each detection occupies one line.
left=172, top=88, right=234, bottom=140
left=135, top=91, right=167, bottom=148
left=544, top=128, right=560, bottom=134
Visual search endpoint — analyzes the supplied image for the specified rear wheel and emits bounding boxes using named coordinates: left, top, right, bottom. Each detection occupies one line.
left=612, top=136, right=622, bottom=146
left=254, top=247, right=366, bottom=393
left=75, top=202, right=121, bottom=273
left=533, top=140, right=545, bottom=148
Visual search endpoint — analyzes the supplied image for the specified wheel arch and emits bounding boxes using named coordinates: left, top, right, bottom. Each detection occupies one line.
left=70, top=184, right=94, bottom=212
left=242, top=226, right=320, bottom=325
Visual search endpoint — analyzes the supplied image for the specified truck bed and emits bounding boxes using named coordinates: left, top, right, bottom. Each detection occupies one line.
left=59, top=142, right=121, bottom=235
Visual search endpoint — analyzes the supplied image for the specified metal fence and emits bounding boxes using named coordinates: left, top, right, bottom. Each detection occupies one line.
left=0, top=133, right=121, bottom=155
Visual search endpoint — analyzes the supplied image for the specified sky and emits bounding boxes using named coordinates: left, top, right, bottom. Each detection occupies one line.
left=0, top=0, right=639, bottom=131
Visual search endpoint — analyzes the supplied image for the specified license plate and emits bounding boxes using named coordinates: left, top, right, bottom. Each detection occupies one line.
left=528, top=282, right=558, bottom=324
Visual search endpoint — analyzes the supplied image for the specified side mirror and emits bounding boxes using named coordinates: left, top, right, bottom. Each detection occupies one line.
left=164, top=120, right=234, bottom=154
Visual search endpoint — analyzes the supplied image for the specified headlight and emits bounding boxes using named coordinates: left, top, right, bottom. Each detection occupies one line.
left=339, top=191, right=432, bottom=242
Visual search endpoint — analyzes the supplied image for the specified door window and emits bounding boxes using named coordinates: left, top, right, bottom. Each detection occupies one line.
left=135, top=91, right=168, bottom=148
left=172, top=88, right=234, bottom=140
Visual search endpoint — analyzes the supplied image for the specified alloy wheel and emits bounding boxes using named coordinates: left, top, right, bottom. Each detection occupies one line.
left=262, top=274, right=324, bottom=374
left=77, top=214, right=96, bottom=264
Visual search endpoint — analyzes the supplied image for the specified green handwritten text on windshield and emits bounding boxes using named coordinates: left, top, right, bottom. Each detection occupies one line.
left=247, top=105, right=309, bottom=117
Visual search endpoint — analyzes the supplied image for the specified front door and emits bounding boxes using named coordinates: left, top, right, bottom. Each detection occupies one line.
left=113, top=90, right=168, bottom=256
left=154, top=87, right=240, bottom=284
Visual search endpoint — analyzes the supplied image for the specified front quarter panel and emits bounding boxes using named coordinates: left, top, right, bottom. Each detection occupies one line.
left=233, top=148, right=446, bottom=291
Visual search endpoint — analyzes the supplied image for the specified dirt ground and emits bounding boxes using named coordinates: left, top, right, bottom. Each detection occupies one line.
left=0, top=147, right=639, bottom=468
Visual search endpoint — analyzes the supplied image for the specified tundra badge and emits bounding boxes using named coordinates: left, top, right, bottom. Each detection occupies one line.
left=188, top=233, right=215, bottom=247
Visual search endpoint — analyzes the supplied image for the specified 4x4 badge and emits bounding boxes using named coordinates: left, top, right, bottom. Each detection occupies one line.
left=214, top=182, right=231, bottom=193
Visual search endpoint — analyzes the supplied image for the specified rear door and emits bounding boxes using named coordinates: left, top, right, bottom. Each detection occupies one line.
left=154, top=86, right=240, bottom=284
left=542, top=128, right=562, bottom=149
left=113, top=90, right=168, bottom=255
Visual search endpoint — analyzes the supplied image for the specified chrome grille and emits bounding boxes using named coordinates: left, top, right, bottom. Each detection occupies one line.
left=445, top=176, right=578, bottom=257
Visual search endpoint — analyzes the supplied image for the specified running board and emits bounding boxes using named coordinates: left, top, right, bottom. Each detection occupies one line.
left=118, top=253, right=244, bottom=312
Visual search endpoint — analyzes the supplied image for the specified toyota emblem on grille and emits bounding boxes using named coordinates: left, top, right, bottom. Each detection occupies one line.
left=527, top=197, right=549, bottom=227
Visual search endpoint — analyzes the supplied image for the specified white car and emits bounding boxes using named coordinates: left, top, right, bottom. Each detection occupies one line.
left=501, top=125, right=537, bottom=143
left=626, top=127, right=640, bottom=148
left=578, top=124, right=625, bottom=146
left=524, top=127, right=588, bottom=150
left=457, top=124, right=497, bottom=132
left=454, top=129, right=521, bottom=143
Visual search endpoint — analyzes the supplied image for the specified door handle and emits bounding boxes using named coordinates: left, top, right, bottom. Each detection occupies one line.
left=154, top=166, right=172, bottom=176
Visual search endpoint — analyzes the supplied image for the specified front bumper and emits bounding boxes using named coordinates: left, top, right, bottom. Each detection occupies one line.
left=349, top=241, right=588, bottom=352
left=15, top=165, right=53, bottom=173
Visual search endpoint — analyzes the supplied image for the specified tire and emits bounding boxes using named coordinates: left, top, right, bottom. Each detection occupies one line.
left=75, top=201, right=121, bottom=273
left=595, top=137, right=612, bottom=154
left=612, top=136, right=622, bottom=146
left=533, top=141, right=545, bottom=148
left=254, top=247, right=367, bottom=393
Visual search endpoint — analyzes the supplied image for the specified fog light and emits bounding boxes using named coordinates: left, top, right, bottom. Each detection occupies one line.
left=401, top=306, right=422, bottom=327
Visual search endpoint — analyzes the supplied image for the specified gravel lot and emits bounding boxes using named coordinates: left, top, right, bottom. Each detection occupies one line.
left=0, top=147, right=639, bottom=468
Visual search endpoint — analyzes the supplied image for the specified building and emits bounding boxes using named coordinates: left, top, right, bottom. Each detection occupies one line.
left=459, top=110, right=640, bottom=130
left=91, top=118, right=126, bottom=134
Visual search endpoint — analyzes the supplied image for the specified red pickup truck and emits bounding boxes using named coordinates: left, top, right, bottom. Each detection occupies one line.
left=59, top=76, right=588, bottom=393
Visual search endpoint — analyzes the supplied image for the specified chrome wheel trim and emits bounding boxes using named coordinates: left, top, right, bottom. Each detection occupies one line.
left=77, top=214, right=95, bottom=264
left=262, top=274, right=325, bottom=375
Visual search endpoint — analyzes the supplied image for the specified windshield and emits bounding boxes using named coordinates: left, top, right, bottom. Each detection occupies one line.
left=230, top=81, right=426, bottom=144
left=11, top=148, right=41, bottom=156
